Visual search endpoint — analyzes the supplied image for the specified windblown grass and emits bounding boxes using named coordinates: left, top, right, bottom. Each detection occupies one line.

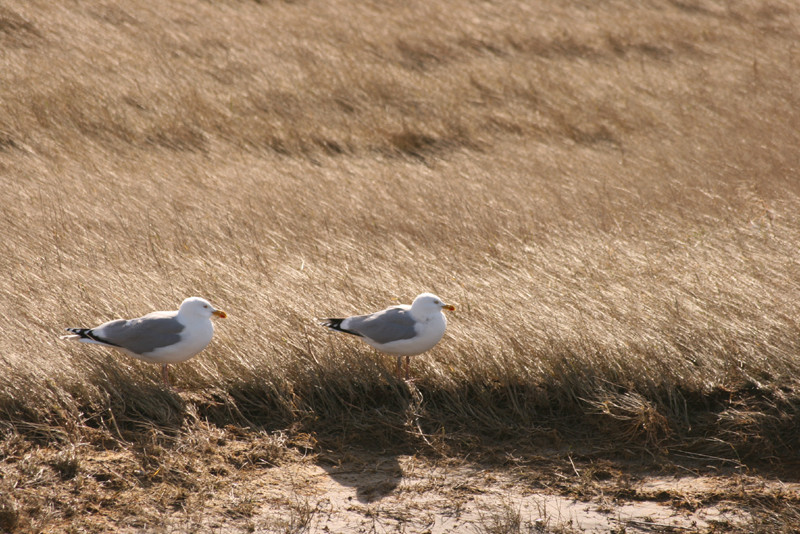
left=1, top=1, right=799, bottom=521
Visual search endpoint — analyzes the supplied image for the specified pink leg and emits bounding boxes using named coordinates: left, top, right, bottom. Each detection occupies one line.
left=404, top=356, right=410, bottom=381
left=395, top=356, right=403, bottom=379
left=161, top=363, right=171, bottom=388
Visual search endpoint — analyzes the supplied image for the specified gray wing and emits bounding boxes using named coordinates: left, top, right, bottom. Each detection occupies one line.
left=345, top=307, right=418, bottom=344
left=93, top=312, right=185, bottom=354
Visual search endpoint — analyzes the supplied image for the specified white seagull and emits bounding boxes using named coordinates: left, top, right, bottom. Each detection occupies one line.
left=61, top=297, right=227, bottom=388
left=321, top=292, right=455, bottom=380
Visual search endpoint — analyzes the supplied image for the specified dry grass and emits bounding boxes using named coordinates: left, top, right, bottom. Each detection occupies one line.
left=1, top=0, right=799, bottom=531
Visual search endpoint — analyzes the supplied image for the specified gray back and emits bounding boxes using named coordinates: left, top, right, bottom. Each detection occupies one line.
left=347, top=307, right=417, bottom=344
left=98, top=315, right=185, bottom=354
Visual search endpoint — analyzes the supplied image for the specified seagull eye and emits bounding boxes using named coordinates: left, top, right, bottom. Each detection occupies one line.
left=203, top=305, right=208, bottom=308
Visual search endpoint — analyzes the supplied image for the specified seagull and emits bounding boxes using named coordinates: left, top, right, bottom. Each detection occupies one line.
left=61, top=297, right=227, bottom=388
left=321, top=292, right=455, bottom=380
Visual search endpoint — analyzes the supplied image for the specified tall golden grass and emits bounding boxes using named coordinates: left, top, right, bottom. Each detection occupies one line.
left=1, top=0, right=799, bottom=464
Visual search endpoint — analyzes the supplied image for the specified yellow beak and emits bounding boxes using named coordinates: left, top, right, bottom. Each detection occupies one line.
left=213, top=310, right=228, bottom=318
left=442, top=304, right=455, bottom=311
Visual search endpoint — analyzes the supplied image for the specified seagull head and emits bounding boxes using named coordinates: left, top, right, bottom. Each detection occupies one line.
left=179, top=297, right=228, bottom=319
left=411, top=293, right=455, bottom=316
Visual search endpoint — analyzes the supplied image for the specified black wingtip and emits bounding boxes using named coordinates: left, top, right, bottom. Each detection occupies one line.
left=320, top=318, right=362, bottom=337
left=65, top=327, right=92, bottom=338
left=64, top=328, right=121, bottom=346
left=320, top=317, right=344, bottom=329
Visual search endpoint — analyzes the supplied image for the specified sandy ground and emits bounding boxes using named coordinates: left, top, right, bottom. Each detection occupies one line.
left=106, top=452, right=792, bottom=533
left=7, top=425, right=798, bottom=533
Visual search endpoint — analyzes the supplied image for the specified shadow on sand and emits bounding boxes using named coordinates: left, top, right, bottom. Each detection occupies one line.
left=313, top=381, right=422, bottom=503
left=318, top=453, right=404, bottom=503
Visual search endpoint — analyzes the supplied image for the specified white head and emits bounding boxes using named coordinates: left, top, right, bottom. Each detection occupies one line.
left=410, top=293, right=455, bottom=317
left=179, top=297, right=227, bottom=319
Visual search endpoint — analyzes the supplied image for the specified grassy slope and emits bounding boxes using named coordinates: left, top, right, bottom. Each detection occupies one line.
left=1, top=0, right=799, bottom=514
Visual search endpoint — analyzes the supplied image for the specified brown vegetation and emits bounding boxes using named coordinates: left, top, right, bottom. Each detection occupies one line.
left=1, top=0, right=799, bottom=531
